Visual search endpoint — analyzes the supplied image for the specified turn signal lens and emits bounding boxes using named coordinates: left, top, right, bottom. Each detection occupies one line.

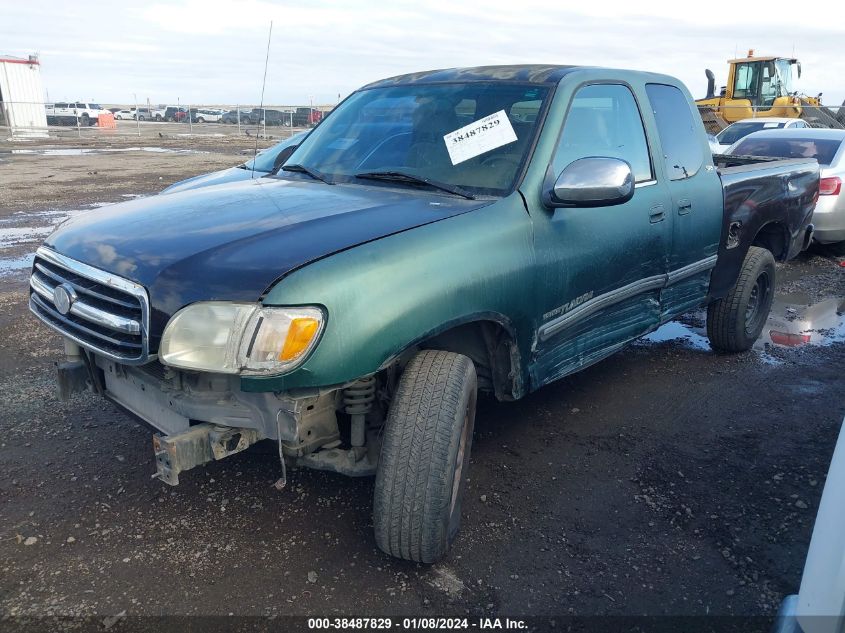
left=280, top=317, right=320, bottom=361
left=161, top=303, right=324, bottom=375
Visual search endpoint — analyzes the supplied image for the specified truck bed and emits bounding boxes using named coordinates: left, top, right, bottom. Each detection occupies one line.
left=708, top=156, right=819, bottom=299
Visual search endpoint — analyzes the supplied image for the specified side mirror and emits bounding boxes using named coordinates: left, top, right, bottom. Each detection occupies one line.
left=273, top=145, right=299, bottom=171
left=545, top=157, right=635, bottom=208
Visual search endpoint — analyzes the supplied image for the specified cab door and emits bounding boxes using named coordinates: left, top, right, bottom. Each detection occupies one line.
left=530, top=82, right=673, bottom=387
left=644, top=83, right=723, bottom=320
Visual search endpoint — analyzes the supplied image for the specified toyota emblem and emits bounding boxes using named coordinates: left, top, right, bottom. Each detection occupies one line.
left=53, top=283, right=77, bottom=315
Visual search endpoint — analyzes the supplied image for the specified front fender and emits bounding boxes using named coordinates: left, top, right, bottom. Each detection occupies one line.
left=240, top=195, right=535, bottom=393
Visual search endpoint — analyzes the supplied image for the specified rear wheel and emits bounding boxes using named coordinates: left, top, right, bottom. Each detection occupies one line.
left=707, top=246, right=776, bottom=352
left=155, top=114, right=163, bottom=122
left=373, top=350, right=477, bottom=563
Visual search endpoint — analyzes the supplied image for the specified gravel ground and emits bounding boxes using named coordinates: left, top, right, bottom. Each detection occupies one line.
left=0, top=138, right=843, bottom=631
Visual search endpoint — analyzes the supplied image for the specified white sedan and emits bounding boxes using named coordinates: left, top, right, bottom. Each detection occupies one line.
left=713, top=117, right=811, bottom=153
left=114, top=110, right=134, bottom=120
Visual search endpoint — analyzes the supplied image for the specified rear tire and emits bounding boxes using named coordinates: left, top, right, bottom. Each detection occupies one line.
left=707, top=246, right=776, bottom=352
left=373, top=350, right=477, bottom=563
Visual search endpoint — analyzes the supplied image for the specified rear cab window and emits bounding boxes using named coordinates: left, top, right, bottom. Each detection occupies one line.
left=645, top=83, right=705, bottom=181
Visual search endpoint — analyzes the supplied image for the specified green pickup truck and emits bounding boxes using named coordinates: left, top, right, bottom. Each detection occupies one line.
left=30, top=65, right=819, bottom=562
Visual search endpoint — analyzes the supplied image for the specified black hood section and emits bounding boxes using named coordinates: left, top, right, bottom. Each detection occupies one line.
left=45, top=177, right=489, bottom=339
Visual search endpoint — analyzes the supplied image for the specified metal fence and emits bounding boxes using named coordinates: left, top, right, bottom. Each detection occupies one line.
left=4, top=99, right=843, bottom=141
left=697, top=104, right=845, bottom=134
left=0, top=101, right=331, bottom=141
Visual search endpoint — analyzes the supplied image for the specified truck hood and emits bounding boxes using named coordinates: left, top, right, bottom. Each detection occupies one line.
left=45, top=177, right=489, bottom=334
left=159, top=166, right=265, bottom=194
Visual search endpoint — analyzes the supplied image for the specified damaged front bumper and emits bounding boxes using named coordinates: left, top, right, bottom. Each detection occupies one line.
left=58, top=345, right=378, bottom=484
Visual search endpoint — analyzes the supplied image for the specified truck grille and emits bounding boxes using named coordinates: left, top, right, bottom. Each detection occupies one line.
left=29, top=247, right=150, bottom=364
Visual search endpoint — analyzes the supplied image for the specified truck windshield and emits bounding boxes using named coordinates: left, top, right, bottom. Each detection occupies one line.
left=282, top=82, right=550, bottom=196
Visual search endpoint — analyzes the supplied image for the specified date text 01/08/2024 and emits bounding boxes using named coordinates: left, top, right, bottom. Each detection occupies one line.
left=306, top=617, right=528, bottom=629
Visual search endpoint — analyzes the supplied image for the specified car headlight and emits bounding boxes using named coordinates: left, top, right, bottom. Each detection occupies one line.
left=159, top=302, right=324, bottom=375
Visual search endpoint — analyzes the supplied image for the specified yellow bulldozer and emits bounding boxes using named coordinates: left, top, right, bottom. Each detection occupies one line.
left=696, top=50, right=845, bottom=133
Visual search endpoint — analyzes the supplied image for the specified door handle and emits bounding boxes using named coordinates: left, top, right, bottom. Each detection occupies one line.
left=677, top=198, right=692, bottom=215
left=649, top=204, right=665, bottom=223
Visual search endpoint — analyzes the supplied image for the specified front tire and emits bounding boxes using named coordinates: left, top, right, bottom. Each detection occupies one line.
left=373, top=350, right=477, bottom=563
left=707, top=246, right=776, bottom=352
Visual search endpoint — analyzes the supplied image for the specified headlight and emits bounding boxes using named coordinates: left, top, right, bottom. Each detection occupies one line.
left=159, top=302, right=324, bottom=375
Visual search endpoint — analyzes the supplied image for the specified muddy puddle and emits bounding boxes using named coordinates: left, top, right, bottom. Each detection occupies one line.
left=0, top=207, right=93, bottom=277
left=643, top=293, right=845, bottom=356
left=0, top=253, right=35, bottom=275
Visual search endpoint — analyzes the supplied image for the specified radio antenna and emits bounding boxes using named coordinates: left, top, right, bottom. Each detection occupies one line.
left=251, top=20, right=273, bottom=180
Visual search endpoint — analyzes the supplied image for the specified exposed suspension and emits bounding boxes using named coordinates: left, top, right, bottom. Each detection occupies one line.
left=344, top=376, right=376, bottom=448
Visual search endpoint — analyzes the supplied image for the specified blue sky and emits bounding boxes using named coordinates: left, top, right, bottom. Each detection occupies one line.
left=3, top=0, right=844, bottom=107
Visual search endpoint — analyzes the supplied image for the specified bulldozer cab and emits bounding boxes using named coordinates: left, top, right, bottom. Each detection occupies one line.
left=728, top=57, right=797, bottom=108
left=697, top=51, right=804, bottom=126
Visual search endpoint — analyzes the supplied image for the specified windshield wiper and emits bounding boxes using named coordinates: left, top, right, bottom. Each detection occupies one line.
left=281, top=164, right=334, bottom=185
left=354, top=171, right=475, bottom=200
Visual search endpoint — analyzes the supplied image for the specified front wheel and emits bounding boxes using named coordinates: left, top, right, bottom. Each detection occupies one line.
left=707, top=246, right=776, bottom=352
left=373, top=350, right=477, bottom=563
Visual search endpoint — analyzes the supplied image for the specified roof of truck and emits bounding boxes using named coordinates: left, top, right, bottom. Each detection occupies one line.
left=363, top=65, right=582, bottom=88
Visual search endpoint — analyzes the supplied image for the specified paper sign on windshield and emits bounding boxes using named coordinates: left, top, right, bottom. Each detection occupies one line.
left=443, top=110, right=518, bottom=165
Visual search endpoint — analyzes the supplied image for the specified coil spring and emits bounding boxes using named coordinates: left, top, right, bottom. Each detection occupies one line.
left=343, top=376, right=376, bottom=416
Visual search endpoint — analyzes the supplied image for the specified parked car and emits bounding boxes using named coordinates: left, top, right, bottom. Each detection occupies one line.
left=151, top=106, right=169, bottom=121
left=728, top=128, right=845, bottom=252
left=163, top=106, right=187, bottom=122
left=190, top=108, right=224, bottom=123
left=714, top=117, right=812, bottom=153
left=113, top=110, right=134, bottom=120
left=29, top=65, right=818, bottom=563
left=246, top=108, right=287, bottom=126
left=221, top=109, right=252, bottom=124
left=133, top=107, right=154, bottom=121
left=161, top=131, right=308, bottom=194
left=772, top=417, right=845, bottom=633
left=291, top=106, right=323, bottom=127
left=45, top=102, right=108, bottom=126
